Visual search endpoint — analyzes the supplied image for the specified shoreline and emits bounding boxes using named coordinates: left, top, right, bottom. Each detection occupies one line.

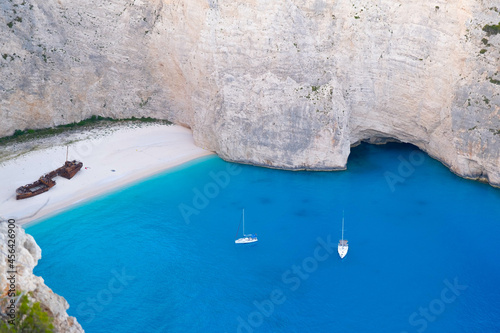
left=0, top=124, right=214, bottom=226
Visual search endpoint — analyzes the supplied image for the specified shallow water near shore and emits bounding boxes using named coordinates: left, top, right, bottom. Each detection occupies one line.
left=28, top=143, right=500, bottom=333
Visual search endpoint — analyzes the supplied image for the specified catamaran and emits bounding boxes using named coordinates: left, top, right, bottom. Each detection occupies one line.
left=338, top=212, right=348, bottom=258
left=235, top=209, right=258, bottom=244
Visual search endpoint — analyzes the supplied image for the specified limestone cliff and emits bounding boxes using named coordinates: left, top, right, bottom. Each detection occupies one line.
left=0, top=221, right=83, bottom=332
left=0, top=0, right=499, bottom=185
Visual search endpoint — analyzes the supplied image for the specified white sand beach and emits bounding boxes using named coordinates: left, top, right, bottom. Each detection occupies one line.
left=0, top=124, right=213, bottom=226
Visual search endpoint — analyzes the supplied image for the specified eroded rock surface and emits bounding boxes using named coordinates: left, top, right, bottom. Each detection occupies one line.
left=1, top=1, right=499, bottom=184
left=0, top=222, right=83, bottom=332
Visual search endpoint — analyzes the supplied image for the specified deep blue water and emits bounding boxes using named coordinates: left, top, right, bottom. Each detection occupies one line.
left=27, top=143, right=500, bottom=333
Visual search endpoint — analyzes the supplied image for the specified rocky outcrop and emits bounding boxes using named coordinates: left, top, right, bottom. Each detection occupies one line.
left=0, top=221, right=83, bottom=332
left=0, top=1, right=499, bottom=185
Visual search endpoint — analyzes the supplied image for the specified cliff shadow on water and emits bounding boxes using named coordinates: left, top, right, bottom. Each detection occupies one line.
left=347, top=141, right=426, bottom=171
left=347, top=141, right=500, bottom=195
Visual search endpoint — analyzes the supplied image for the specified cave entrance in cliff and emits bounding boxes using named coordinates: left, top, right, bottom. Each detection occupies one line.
left=348, top=140, right=424, bottom=165
left=347, top=140, right=428, bottom=190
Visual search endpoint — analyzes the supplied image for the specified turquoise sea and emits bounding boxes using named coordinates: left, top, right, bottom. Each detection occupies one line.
left=27, top=143, right=500, bottom=333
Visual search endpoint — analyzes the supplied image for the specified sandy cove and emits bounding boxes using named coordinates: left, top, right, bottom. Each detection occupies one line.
left=0, top=124, right=214, bottom=226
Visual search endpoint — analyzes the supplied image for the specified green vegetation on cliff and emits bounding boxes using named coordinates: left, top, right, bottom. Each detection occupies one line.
left=482, top=22, right=500, bottom=36
left=0, top=293, right=54, bottom=333
left=0, top=116, right=172, bottom=146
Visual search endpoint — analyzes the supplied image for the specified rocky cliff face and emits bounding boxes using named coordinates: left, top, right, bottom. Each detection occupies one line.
left=0, top=221, right=83, bottom=332
left=1, top=0, right=499, bottom=185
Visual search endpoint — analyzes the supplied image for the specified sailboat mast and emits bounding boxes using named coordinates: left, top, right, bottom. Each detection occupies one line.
left=242, top=209, right=245, bottom=235
left=341, top=211, right=344, bottom=242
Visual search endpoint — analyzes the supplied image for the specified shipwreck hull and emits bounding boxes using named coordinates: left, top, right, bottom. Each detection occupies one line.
left=15, top=160, right=83, bottom=200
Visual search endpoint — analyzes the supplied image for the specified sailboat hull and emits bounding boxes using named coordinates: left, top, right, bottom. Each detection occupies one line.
left=338, top=245, right=348, bottom=259
left=235, top=237, right=258, bottom=244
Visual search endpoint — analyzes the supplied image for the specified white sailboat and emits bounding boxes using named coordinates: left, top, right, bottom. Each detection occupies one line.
left=338, top=212, right=348, bottom=259
left=235, top=209, right=258, bottom=244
